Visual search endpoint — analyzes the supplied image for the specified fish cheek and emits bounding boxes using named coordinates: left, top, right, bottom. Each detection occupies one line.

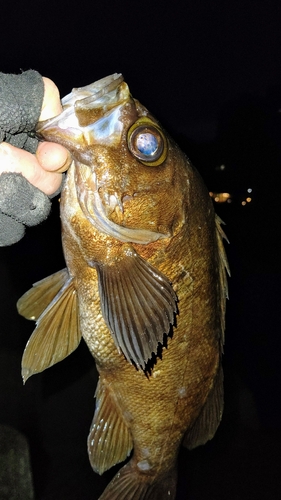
left=121, top=179, right=185, bottom=237
left=145, top=155, right=187, bottom=234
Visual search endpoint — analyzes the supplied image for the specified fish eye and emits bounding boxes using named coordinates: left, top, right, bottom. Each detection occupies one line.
left=127, top=119, right=167, bottom=166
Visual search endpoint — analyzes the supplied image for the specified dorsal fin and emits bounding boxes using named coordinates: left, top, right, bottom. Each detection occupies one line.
left=183, top=363, right=224, bottom=449
left=17, top=269, right=81, bottom=383
left=215, top=214, right=230, bottom=346
left=88, top=377, right=133, bottom=474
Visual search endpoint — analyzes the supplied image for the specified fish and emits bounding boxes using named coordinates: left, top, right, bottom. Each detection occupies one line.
left=17, top=73, right=229, bottom=499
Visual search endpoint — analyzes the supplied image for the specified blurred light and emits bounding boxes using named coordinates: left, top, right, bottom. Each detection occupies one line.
left=246, top=197, right=252, bottom=202
left=247, top=188, right=252, bottom=193
left=209, top=192, right=231, bottom=203
left=242, top=201, right=246, bottom=206
left=215, top=164, right=226, bottom=171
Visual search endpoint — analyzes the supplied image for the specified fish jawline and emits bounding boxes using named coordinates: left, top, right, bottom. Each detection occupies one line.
left=75, top=164, right=168, bottom=244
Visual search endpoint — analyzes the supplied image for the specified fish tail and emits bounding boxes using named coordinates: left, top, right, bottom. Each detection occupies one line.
left=98, top=460, right=177, bottom=500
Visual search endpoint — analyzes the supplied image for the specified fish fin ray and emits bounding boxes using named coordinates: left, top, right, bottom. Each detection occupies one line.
left=17, top=268, right=69, bottom=320
left=97, top=247, right=177, bottom=369
left=98, top=461, right=177, bottom=500
left=215, top=214, right=230, bottom=346
left=88, top=377, right=133, bottom=474
left=20, top=270, right=81, bottom=383
left=183, top=363, right=224, bottom=449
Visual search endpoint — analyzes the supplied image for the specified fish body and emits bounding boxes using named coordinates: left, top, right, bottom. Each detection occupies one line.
left=17, top=74, right=229, bottom=499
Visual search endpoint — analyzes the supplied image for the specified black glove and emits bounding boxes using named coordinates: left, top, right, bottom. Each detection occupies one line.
left=0, top=70, right=53, bottom=246
left=0, top=173, right=51, bottom=246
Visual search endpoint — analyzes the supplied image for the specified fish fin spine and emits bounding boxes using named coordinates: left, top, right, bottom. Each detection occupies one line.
left=215, top=214, right=230, bottom=346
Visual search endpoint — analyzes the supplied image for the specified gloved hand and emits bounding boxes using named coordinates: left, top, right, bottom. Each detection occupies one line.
left=0, top=70, right=68, bottom=246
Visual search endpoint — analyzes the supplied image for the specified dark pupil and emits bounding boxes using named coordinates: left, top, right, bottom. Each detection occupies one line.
left=136, top=132, right=158, bottom=156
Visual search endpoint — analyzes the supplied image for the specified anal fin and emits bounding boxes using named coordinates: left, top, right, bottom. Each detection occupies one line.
left=183, top=364, right=224, bottom=449
left=17, top=269, right=81, bottom=383
left=88, top=377, right=133, bottom=475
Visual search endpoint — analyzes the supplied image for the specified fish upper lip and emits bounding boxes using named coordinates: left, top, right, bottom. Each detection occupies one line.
left=35, top=74, right=129, bottom=148
left=35, top=73, right=124, bottom=138
left=62, top=73, right=124, bottom=108
left=36, top=73, right=125, bottom=134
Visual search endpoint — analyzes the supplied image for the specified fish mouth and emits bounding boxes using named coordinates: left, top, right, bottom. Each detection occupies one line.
left=36, top=73, right=128, bottom=147
left=36, top=73, right=169, bottom=244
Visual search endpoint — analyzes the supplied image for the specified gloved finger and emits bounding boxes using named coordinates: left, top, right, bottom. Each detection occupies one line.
left=0, top=173, right=51, bottom=226
left=0, top=212, right=25, bottom=246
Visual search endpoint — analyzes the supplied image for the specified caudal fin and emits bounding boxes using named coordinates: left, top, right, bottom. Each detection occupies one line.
left=98, top=461, right=177, bottom=500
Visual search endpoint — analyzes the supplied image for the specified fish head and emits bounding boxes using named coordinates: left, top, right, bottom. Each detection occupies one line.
left=36, top=74, right=189, bottom=244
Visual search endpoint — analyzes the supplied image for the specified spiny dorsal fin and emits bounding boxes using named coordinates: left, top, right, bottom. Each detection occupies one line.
left=17, top=269, right=81, bottom=383
left=215, top=214, right=230, bottom=346
left=96, top=247, right=177, bottom=369
left=183, top=363, right=224, bottom=449
left=88, top=378, right=133, bottom=475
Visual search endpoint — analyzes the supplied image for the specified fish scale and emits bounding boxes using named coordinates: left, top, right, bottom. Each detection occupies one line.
left=17, top=73, right=229, bottom=499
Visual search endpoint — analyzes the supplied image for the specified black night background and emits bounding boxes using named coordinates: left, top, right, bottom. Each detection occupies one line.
left=0, top=1, right=280, bottom=498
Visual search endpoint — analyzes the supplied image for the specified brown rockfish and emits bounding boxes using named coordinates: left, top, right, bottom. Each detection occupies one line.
left=17, top=74, right=229, bottom=499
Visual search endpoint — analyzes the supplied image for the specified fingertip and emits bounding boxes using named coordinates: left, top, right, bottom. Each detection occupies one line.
left=40, top=77, right=63, bottom=121
left=36, top=142, right=71, bottom=173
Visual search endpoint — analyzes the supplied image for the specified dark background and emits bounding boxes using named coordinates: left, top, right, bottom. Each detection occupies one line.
left=1, top=1, right=281, bottom=498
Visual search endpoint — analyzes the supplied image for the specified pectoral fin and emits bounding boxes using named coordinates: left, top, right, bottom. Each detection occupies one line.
left=88, top=377, right=133, bottom=474
left=17, top=269, right=81, bottom=383
left=96, top=247, right=177, bottom=369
